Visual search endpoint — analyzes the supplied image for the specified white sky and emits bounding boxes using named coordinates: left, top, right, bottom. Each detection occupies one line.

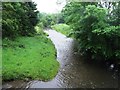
left=32, top=0, right=66, bottom=14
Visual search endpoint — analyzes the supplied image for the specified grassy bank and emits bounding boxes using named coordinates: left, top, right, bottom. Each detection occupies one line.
left=2, top=34, right=59, bottom=81
left=51, top=24, right=73, bottom=37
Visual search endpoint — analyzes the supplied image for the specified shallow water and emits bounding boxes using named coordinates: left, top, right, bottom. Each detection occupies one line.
left=2, top=29, right=119, bottom=89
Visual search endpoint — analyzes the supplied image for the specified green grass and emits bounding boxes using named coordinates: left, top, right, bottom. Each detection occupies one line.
left=2, top=35, right=59, bottom=81
left=51, top=24, right=73, bottom=37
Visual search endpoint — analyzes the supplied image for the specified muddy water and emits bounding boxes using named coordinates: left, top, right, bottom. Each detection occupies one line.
left=3, top=29, right=119, bottom=89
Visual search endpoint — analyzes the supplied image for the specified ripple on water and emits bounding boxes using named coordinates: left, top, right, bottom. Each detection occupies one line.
left=3, top=29, right=119, bottom=88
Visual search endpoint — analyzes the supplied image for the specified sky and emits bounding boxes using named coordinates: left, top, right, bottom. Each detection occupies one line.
left=32, top=0, right=66, bottom=14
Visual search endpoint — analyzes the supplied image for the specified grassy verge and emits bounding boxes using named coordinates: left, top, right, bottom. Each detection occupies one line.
left=51, top=24, right=73, bottom=37
left=2, top=34, right=59, bottom=81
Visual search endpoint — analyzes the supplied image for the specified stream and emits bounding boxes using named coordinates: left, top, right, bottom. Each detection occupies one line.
left=2, top=29, right=119, bottom=89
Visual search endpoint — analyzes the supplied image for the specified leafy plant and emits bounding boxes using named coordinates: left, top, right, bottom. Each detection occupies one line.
left=62, top=2, right=120, bottom=61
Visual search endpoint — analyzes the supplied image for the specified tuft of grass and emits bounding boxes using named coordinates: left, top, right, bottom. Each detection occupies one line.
left=2, top=35, right=59, bottom=81
left=51, top=24, right=73, bottom=37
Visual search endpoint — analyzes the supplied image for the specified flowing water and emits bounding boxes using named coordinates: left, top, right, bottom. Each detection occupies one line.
left=2, top=29, right=119, bottom=89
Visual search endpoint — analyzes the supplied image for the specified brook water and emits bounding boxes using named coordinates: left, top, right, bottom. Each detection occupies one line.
left=3, top=29, right=119, bottom=89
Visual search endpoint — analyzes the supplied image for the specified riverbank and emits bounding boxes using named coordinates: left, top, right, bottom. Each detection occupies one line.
left=52, top=24, right=120, bottom=68
left=27, top=30, right=119, bottom=88
left=2, top=35, right=59, bottom=81
left=2, top=29, right=118, bottom=88
left=51, top=24, right=73, bottom=37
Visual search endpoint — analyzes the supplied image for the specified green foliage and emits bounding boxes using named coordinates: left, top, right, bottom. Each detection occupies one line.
left=2, top=35, right=59, bottom=81
left=35, top=22, right=44, bottom=35
left=2, top=2, right=39, bottom=39
left=62, top=2, right=120, bottom=61
left=38, top=13, right=58, bottom=28
left=51, top=24, right=73, bottom=37
left=92, top=26, right=120, bottom=59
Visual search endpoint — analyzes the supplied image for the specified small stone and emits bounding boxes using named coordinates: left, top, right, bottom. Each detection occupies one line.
left=25, top=78, right=29, bottom=81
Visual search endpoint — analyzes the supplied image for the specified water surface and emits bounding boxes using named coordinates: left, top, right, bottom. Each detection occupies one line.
left=3, top=29, right=119, bottom=89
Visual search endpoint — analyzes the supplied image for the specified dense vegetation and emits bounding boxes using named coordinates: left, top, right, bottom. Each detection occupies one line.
left=2, top=2, right=59, bottom=81
left=2, top=2, right=39, bottom=38
left=36, top=12, right=64, bottom=29
left=61, top=2, right=120, bottom=62
left=37, top=13, right=57, bottom=28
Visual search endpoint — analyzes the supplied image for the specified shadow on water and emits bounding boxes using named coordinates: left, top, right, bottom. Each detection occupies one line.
left=2, top=29, right=119, bottom=89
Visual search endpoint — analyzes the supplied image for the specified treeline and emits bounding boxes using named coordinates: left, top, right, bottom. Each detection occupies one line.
left=62, top=2, right=120, bottom=61
left=37, top=12, right=64, bottom=29
left=2, top=2, right=39, bottom=39
left=34, top=12, right=64, bottom=35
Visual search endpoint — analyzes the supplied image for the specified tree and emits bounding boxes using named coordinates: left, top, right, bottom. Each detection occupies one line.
left=2, top=2, right=39, bottom=39
left=62, top=2, right=120, bottom=61
left=37, top=13, right=58, bottom=28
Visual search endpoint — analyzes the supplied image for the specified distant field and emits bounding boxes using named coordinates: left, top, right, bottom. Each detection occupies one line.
left=51, top=24, right=73, bottom=37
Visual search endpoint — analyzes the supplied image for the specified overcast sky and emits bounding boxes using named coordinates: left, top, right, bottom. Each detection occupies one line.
left=32, top=0, right=66, bottom=14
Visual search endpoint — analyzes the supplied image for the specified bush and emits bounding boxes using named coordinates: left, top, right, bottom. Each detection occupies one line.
left=92, top=26, right=120, bottom=60
left=62, top=3, right=120, bottom=61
